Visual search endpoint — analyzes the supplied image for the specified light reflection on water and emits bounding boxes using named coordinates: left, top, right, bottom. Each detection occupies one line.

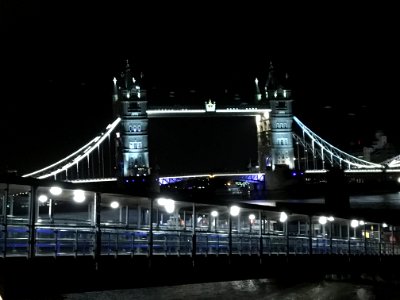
left=247, top=192, right=400, bottom=209
left=350, top=193, right=400, bottom=209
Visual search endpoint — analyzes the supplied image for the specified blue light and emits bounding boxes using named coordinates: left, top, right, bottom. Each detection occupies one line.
left=292, top=172, right=297, bottom=176
left=131, top=179, right=135, bottom=182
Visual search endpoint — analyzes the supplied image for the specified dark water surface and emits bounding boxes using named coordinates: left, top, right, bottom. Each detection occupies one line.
left=62, top=278, right=400, bottom=300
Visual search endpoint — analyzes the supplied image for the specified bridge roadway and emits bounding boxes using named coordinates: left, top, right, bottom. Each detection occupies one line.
left=2, top=174, right=400, bottom=298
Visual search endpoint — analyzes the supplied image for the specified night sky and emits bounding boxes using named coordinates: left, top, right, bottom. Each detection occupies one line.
left=1, top=3, right=400, bottom=175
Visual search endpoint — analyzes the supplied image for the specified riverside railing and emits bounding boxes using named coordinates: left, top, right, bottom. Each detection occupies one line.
left=1, top=223, right=399, bottom=258
left=1, top=180, right=399, bottom=258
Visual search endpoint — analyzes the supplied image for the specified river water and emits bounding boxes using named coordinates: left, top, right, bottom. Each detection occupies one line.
left=62, top=277, right=400, bottom=300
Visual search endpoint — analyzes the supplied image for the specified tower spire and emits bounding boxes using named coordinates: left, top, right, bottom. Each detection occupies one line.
left=112, top=77, right=118, bottom=102
left=265, top=61, right=278, bottom=92
left=122, top=59, right=134, bottom=90
left=254, top=78, right=261, bottom=102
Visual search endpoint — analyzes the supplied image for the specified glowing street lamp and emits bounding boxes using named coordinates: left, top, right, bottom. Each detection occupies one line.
left=351, top=219, right=359, bottom=238
left=211, top=210, right=218, bottom=218
left=318, top=216, right=327, bottom=225
left=49, top=186, right=62, bottom=196
left=157, top=197, right=175, bottom=214
left=351, top=219, right=359, bottom=228
left=110, top=201, right=120, bottom=209
left=73, top=189, right=85, bottom=203
left=318, top=216, right=328, bottom=237
left=230, top=205, right=240, bottom=217
left=38, top=195, right=48, bottom=203
left=279, top=212, right=288, bottom=223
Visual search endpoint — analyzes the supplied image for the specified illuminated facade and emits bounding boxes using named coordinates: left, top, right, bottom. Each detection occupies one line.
left=112, top=61, right=150, bottom=177
left=265, top=62, right=295, bottom=170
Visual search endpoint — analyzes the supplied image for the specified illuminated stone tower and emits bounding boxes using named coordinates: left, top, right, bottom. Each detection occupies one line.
left=112, top=60, right=150, bottom=177
left=265, top=62, right=295, bottom=170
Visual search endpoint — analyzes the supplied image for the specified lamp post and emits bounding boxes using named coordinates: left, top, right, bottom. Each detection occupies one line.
left=350, top=219, right=359, bottom=255
left=211, top=210, right=218, bottom=232
left=328, top=216, right=334, bottom=254
left=279, top=212, right=288, bottom=255
left=249, top=214, right=256, bottom=233
left=229, top=205, right=240, bottom=260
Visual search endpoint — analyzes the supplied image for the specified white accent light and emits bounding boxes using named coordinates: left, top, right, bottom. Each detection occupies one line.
left=327, top=216, right=335, bottom=222
left=211, top=210, right=218, bottom=217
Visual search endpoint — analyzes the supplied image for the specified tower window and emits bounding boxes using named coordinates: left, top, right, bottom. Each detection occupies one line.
left=129, top=124, right=141, bottom=132
left=129, top=142, right=142, bottom=149
left=277, top=101, right=286, bottom=109
left=277, top=138, right=288, bottom=145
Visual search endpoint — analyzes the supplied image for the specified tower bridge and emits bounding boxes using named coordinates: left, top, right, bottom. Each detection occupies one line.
left=22, top=60, right=400, bottom=185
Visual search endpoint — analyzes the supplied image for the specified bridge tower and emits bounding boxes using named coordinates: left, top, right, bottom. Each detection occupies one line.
left=266, top=62, right=295, bottom=171
left=112, top=60, right=150, bottom=177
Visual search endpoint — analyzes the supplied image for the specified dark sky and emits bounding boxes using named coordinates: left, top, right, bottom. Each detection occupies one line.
left=1, top=3, right=400, bottom=175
